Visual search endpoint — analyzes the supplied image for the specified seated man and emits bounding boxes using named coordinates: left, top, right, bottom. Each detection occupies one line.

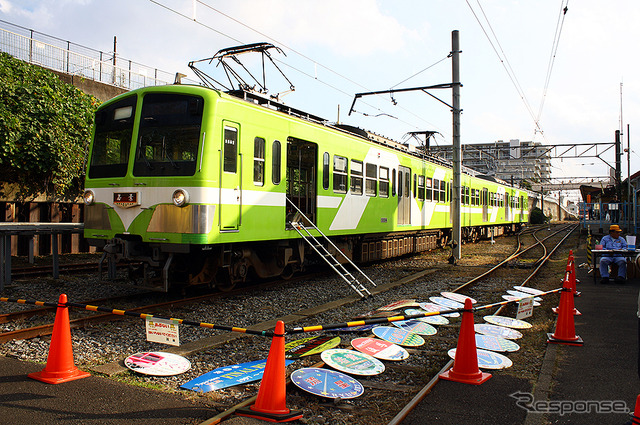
left=599, top=224, right=628, bottom=283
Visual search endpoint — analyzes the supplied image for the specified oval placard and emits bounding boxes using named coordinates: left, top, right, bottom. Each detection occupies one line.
left=447, top=348, right=513, bottom=369
left=502, top=295, right=540, bottom=307
left=513, top=285, right=545, bottom=296
left=484, top=315, right=532, bottom=329
left=291, top=367, right=364, bottom=399
left=429, top=296, right=465, bottom=310
left=419, top=302, right=460, bottom=318
left=474, top=323, right=523, bottom=340
left=475, top=333, right=521, bottom=352
left=506, top=289, right=542, bottom=302
left=124, top=352, right=191, bottom=376
left=321, top=348, right=385, bottom=376
left=372, top=326, right=425, bottom=347
left=441, top=291, right=477, bottom=304
left=351, top=337, right=410, bottom=361
left=393, top=319, right=437, bottom=336
left=405, top=308, right=449, bottom=325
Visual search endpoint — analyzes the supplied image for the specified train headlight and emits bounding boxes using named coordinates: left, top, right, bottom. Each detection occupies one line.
left=83, top=190, right=95, bottom=206
left=172, top=189, right=189, bottom=207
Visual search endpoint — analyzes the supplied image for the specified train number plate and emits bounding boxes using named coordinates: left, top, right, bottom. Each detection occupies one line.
left=114, top=192, right=140, bottom=208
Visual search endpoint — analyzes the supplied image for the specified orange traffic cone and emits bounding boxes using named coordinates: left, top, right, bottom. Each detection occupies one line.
left=28, top=294, right=91, bottom=384
left=547, top=281, right=583, bottom=346
left=439, top=299, right=491, bottom=385
left=568, top=251, right=581, bottom=297
left=552, top=270, right=581, bottom=316
left=236, top=320, right=302, bottom=422
left=630, top=394, right=640, bottom=424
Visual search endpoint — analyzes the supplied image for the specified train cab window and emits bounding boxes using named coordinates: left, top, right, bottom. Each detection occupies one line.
left=365, top=163, right=377, bottom=196
left=253, top=137, right=265, bottom=185
left=418, top=175, right=425, bottom=200
left=272, top=140, right=281, bottom=184
left=425, top=178, right=432, bottom=201
left=392, top=169, right=397, bottom=197
left=379, top=167, right=389, bottom=198
left=90, top=95, right=137, bottom=178
left=133, top=93, right=203, bottom=177
left=322, top=152, right=330, bottom=190
left=333, top=155, right=348, bottom=193
left=350, top=160, right=363, bottom=195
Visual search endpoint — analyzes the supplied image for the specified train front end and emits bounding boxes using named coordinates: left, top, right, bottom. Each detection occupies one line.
left=83, top=85, right=216, bottom=290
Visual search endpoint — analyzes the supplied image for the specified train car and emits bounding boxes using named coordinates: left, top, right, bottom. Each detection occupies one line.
left=83, top=84, right=528, bottom=291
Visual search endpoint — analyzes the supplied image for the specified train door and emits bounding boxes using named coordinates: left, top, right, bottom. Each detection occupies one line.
left=220, top=122, right=241, bottom=231
left=482, top=187, right=488, bottom=222
left=286, top=137, right=317, bottom=224
left=398, top=166, right=411, bottom=225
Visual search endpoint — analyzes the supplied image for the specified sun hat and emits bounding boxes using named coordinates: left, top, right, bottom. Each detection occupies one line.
left=609, top=224, right=622, bottom=232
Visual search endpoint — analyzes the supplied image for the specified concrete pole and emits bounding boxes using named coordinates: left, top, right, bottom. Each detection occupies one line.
left=452, top=30, right=462, bottom=260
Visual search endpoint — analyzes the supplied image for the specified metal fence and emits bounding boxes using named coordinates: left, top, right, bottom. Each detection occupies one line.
left=579, top=202, right=639, bottom=235
left=0, top=19, right=199, bottom=90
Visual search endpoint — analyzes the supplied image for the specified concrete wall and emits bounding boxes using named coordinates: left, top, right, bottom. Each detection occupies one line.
left=51, top=69, right=127, bottom=102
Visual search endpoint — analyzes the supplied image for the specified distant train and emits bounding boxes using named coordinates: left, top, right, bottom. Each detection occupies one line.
left=83, top=84, right=528, bottom=291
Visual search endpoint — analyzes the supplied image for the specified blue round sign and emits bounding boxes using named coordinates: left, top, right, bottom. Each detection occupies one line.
left=291, top=367, right=364, bottom=399
left=474, top=323, right=523, bottom=340
left=372, top=326, right=425, bottom=347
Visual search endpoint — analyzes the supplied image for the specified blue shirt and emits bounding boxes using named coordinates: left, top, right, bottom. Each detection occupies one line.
left=600, top=234, right=627, bottom=256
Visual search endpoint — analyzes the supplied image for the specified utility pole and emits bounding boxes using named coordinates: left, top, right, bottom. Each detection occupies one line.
left=615, top=130, right=622, bottom=198
left=451, top=30, right=462, bottom=261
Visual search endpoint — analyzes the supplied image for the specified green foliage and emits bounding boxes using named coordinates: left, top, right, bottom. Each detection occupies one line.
left=529, top=207, right=547, bottom=224
left=0, top=52, right=100, bottom=200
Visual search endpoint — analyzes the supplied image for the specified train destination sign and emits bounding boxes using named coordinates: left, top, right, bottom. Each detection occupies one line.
left=321, top=349, right=385, bottom=376
left=448, top=348, right=513, bottom=369
left=124, top=352, right=191, bottom=376
left=181, top=358, right=295, bottom=392
left=484, top=315, right=532, bottom=329
left=351, top=337, right=410, bottom=361
left=474, top=323, right=523, bottom=340
left=113, top=192, right=140, bottom=208
left=372, top=326, right=425, bottom=347
left=291, top=367, right=365, bottom=399
left=405, top=308, right=449, bottom=325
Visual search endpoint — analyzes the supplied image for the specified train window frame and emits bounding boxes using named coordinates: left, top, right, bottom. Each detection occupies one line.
left=461, top=185, right=466, bottom=205
left=433, top=178, right=440, bottom=202
left=425, top=177, right=432, bottom=201
left=365, top=163, right=377, bottom=197
left=418, top=175, right=425, bottom=201
left=333, top=155, right=348, bottom=194
left=253, top=137, right=265, bottom=186
left=322, top=152, right=330, bottom=190
left=440, top=180, right=447, bottom=202
left=465, top=186, right=470, bottom=205
left=350, top=159, right=363, bottom=195
left=272, top=140, right=281, bottom=185
left=379, top=166, right=389, bottom=198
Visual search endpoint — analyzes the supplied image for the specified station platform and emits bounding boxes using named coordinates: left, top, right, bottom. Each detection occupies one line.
left=402, top=249, right=640, bottom=425
left=1, top=248, right=639, bottom=424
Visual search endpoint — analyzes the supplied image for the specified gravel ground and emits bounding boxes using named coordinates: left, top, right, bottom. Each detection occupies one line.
left=0, top=226, right=582, bottom=424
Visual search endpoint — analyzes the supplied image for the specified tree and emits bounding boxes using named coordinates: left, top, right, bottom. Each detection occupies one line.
left=0, top=52, right=100, bottom=200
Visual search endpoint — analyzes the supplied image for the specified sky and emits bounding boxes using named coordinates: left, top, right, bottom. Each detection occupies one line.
left=2, top=0, right=639, bottom=202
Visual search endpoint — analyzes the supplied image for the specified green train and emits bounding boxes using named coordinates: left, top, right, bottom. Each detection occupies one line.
left=83, top=84, right=528, bottom=291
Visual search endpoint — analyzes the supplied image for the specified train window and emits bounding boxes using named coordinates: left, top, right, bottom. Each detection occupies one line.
left=333, top=155, right=348, bottom=193
left=272, top=140, right=281, bottom=184
left=223, top=127, right=238, bottom=173
left=461, top=186, right=465, bottom=204
left=322, top=152, right=330, bottom=190
left=413, top=174, right=417, bottom=198
left=391, top=169, right=396, bottom=197
left=397, top=170, right=403, bottom=197
left=133, top=93, right=203, bottom=177
left=379, top=166, right=389, bottom=198
left=90, top=95, right=137, bottom=178
left=466, top=187, right=470, bottom=205
left=440, top=180, right=447, bottom=202
left=253, top=137, right=265, bottom=185
left=350, top=160, right=363, bottom=195
left=365, top=163, right=377, bottom=196
left=425, top=177, right=432, bottom=201
left=405, top=170, right=411, bottom=198
left=433, top=179, right=440, bottom=202
left=418, top=175, right=425, bottom=200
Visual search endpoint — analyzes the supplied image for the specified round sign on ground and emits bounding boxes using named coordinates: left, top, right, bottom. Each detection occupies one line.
left=124, top=352, right=191, bottom=376
left=447, top=348, right=513, bottom=369
left=372, top=326, right=425, bottom=347
left=291, top=367, right=364, bottom=399
left=419, top=302, right=460, bottom=318
left=483, top=315, right=532, bottom=329
left=351, top=337, right=410, bottom=361
left=321, top=348, right=385, bottom=376
left=474, top=323, right=523, bottom=340
left=405, top=308, right=450, bottom=325
left=475, top=333, right=521, bottom=352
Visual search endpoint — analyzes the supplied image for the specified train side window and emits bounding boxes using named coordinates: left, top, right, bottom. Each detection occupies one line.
left=418, top=175, right=425, bottom=200
left=425, top=177, right=432, bottom=201
left=413, top=174, right=417, bottom=198
left=350, top=160, right=363, bottom=195
left=461, top=186, right=465, bottom=204
left=404, top=170, right=411, bottom=198
left=272, top=140, right=281, bottom=185
left=322, top=152, right=330, bottom=190
left=365, top=163, right=377, bottom=196
left=253, top=137, right=265, bottom=186
left=391, top=169, right=397, bottom=197
left=333, top=155, right=348, bottom=193
left=433, top=179, right=440, bottom=202
left=398, top=170, right=404, bottom=197
left=466, top=186, right=470, bottom=205
left=440, top=180, right=447, bottom=202
left=379, top=166, right=389, bottom=198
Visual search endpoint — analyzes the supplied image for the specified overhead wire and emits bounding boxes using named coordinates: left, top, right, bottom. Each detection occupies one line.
left=148, top=0, right=449, bottom=138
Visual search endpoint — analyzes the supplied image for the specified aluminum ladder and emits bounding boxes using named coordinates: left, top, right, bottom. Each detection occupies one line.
left=286, top=198, right=376, bottom=298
